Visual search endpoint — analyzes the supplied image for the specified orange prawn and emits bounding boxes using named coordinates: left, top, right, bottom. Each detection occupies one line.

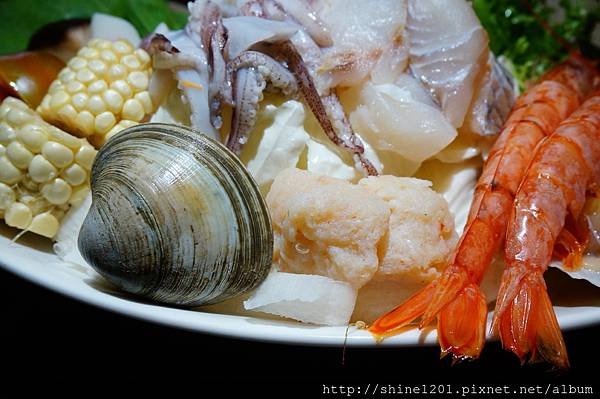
left=493, top=90, right=600, bottom=369
left=368, top=55, right=597, bottom=360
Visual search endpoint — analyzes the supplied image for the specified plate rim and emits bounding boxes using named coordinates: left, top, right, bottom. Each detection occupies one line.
left=2, top=240, right=600, bottom=348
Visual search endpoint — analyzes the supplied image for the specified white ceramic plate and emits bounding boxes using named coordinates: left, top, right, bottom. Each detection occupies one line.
left=2, top=221, right=600, bottom=347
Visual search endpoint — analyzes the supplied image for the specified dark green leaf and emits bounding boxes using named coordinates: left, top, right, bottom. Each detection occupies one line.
left=472, top=0, right=599, bottom=89
left=0, top=0, right=187, bottom=55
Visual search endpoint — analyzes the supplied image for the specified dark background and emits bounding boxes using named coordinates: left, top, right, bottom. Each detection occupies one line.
left=1, top=266, right=598, bottom=396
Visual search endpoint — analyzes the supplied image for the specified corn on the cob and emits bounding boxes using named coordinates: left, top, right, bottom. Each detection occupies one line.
left=37, top=38, right=155, bottom=148
left=0, top=97, right=96, bottom=238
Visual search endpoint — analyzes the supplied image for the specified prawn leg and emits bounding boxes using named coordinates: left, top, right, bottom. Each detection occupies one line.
left=369, top=282, right=437, bottom=338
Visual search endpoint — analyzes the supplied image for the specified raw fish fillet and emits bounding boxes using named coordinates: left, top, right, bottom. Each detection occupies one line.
left=317, top=0, right=408, bottom=87
left=349, top=75, right=457, bottom=165
left=407, top=0, right=488, bottom=128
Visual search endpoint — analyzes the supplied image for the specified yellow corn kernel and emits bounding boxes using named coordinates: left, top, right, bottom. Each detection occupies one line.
left=122, top=98, right=144, bottom=122
left=88, top=80, right=109, bottom=95
left=71, top=93, right=89, bottom=112
left=0, top=97, right=97, bottom=238
left=7, top=107, right=31, bottom=125
left=37, top=38, right=156, bottom=148
left=17, top=124, right=49, bottom=152
left=134, top=92, right=153, bottom=114
left=89, top=59, right=108, bottom=76
left=6, top=141, right=34, bottom=169
left=75, top=111, right=95, bottom=134
left=48, top=126, right=85, bottom=149
left=104, top=119, right=137, bottom=143
left=19, top=194, right=49, bottom=216
left=66, top=81, right=86, bottom=94
left=87, top=95, right=107, bottom=115
left=74, top=144, right=97, bottom=170
left=113, top=40, right=133, bottom=55
left=61, top=164, right=87, bottom=186
left=56, top=105, right=78, bottom=124
left=79, top=47, right=99, bottom=60
left=0, top=122, right=17, bottom=144
left=101, top=50, right=118, bottom=65
left=108, top=64, right=127, bottom=81
left=0, top=155, right=22, bottom=184
left=76, top=69, right=96, bottom=84
left=134, top=49, right=151, bottom=68
left=0, top=182, right=16, bottom=210
left=94, top=112, right=117, bottom=134
left=5, top=202, right=33, bottom=229
left=28, top=155, right=58, bottom=183
left=69, top=57, right=87, bottom=71
left=42, top=141, right=74, bottom=168
left=111, top=80, right=133, bottom=98
left=41, top=178, right=72, bottom=205
left=122, top=54, right=141, bottom=70
left=103, top=90, right=124, bottom=114
left=28, top=212, right=60, bottom=238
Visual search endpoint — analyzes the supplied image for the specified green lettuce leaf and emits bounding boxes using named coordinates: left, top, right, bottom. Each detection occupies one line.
left=0, top=0, right=187, bottom=55
left=473, top=0, right=599, bottom=89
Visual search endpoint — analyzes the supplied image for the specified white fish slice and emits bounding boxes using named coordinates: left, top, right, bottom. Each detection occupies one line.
left=407, top=0, right=488, bottom=128
left=244, top=271, right=357, bottom=326
left=317, top=0, right=408, bottom=87
left=350, top=78, right=457, bottom=164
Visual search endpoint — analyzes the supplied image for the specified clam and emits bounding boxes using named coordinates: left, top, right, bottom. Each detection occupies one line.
left=78, top=123, right=273, bottom=306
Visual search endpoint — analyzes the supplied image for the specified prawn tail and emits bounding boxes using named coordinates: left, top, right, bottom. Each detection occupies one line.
left=368, top=282, right=437, bottom=340
left=420, top=266, right=469, bottom=327
left=437, top=283, right=488, bottom=360
left=495, top=271, right=569, bottom=369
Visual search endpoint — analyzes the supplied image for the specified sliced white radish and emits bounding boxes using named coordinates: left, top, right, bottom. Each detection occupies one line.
left=90, top=13, right=141, bottom=47
left=244, top=271, right=357, bottom=326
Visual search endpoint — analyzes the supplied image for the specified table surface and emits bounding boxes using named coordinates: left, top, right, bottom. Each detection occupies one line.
left=1, top=266, right=599, bottom=395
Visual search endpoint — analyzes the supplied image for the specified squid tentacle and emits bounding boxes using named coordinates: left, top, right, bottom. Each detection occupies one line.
left=278, top=41, right=378, bottom=175
left=227, top=51, right=298, bottom=96
left=199, top=1, right=230, bottom=129
left=226, top=67, right=266, bottom=155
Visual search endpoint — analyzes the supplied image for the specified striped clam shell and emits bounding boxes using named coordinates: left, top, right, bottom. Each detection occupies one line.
left=78, top=123, right=273, bottom=306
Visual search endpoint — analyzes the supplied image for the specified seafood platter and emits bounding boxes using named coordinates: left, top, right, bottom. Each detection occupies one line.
left=1, top=0, right=599, bottom=368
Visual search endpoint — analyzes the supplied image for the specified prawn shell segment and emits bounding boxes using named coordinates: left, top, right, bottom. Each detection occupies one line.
left=496, top=92, right=600, bottom=368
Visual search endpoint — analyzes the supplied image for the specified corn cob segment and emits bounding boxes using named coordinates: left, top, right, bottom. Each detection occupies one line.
left=37, top=39, right=155, bottom=148
left=0, top=97, right=96, bottom=238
